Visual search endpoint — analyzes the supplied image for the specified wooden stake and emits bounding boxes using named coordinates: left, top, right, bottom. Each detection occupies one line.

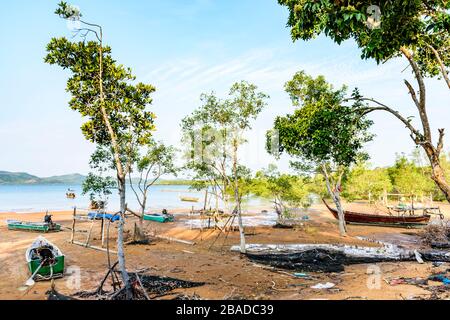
left=85, top=213, right=96, bottom=247
left=155, top=235, right=195, bottom=246
left=101, top=218, right=105, bottom=248
left=203, top=189, right=208, bottom=211
left=70, top=207, right=76, bottom=244
left=72, top=241, right=117, bottom=254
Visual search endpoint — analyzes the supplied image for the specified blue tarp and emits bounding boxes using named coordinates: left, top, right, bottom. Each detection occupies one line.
left=429, top=274, right=450, bottom=285
left=88, top=212, right=121, bottom=222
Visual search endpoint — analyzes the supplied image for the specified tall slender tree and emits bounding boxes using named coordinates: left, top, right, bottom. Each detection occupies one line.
left=128, top=140, right=177, bottom=241
left=46, top=2, right=156, bottom=298
left=182, top=82, right=268, bottom=252
left=181, top=93, right=233, bottom=216
left=227, top=82, right=269, bottom=252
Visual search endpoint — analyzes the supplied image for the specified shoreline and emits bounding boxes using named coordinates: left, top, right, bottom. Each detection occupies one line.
left=0, top=202, right=449, bottom=300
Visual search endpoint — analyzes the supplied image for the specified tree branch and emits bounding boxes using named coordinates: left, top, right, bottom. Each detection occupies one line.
left=79, top=20, right=102, bottom=42
left=125, top=206, right=142, bottom=219
left=404, top=80, right=421, bottom=110
left=128, top=172, right=143, bottom=209
left=437, top=128, right=445, bottom=155
left=400, top=47, right=431, bottom=141
left=426, top=43, right=450, bottom=90
left=356, top=98, right=422, bottom=139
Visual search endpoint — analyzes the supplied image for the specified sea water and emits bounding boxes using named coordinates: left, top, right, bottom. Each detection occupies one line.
left=0, top=184, right=203, bottom=213
left=0, top=184, right=267, bottom=213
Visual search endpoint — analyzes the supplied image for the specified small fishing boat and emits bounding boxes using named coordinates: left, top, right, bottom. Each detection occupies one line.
left=7, top=220, right=61, bottom=233
left=180, top=196, right=199, bottom=203
left=323, top=200, right=431, bottom=227
left=66, top=192, right=76, bottom=199
left=143, top=213, right=174, bottom=223
left=26, top=236, right=65, bottom=281
left=66, top=189, right=76, bottom=199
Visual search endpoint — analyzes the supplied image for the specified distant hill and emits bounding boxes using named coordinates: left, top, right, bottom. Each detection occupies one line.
left=0, top=171, right=191, bottom=186
left=0, top=171, right=86, bottom=185
left=0, top=171, right=41, bottom=184
left=40, top=174, right=86, bottom=185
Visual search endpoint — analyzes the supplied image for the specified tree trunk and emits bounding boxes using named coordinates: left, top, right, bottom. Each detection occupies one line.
left=96, top=26, right=133, bottom=299
left=426, top=151, right=450, bottom=203
left=117, top=176, right=132, bottom=299
left=333, top=191, right=347, bottom=236
left=359, top=47, right=450, bottom=206
left=134, top=196, right=148, bottom=243
left=274, top=200, right=282, bottom=223
left=400, top=47, right=450, bottom=204
left=233, top=138, right=246, bottom=253
left=322, top=165, right=347, bottom=236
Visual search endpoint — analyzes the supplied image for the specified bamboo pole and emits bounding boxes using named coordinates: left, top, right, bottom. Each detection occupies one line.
left=72, top=241, right=117, bottom=254
left=85, top=213, right=97, bottom=247
left=203, top=189, right=208, bottom=211
left=155, top=235, right=195, bottom=246
left=70, top=207, right=76, bottom=244
left=101, top=218, right=105, bottom=248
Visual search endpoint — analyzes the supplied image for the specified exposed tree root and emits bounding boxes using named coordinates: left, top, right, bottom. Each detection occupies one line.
left=73, top=266, right=205, bottom=300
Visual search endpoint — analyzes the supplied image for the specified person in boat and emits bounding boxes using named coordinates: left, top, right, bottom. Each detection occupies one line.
left=66, top=188, right=76, bottom=198
left=161, top=209, right=174, bottom=220
left=36, top=246, right=55, bottom=265
left=44, top=212, right=55, bottom=228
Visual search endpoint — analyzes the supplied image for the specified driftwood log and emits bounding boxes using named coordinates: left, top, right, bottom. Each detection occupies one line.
left=231, top=244, right=450, bottom=273
left=431, top=242, right=450, bottom=249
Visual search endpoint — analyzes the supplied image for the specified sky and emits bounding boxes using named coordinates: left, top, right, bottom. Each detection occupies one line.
left=0, top=0, right=449, bottom=177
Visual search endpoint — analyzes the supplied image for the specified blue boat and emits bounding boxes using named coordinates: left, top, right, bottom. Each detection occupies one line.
left=143, top=213, right=174, bottom=223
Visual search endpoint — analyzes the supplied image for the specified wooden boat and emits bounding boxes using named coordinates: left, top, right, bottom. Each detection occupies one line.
left=323, top=200, right=431, bottom=227
left=143, top=213, right=174, bottom=223
left=180, top=196, right=199, bottom=203
left=26, top=236, right=65, bottom=281
left=66, top=192, right=76, bottom=199
left=7, top=220, right=61, bottom=233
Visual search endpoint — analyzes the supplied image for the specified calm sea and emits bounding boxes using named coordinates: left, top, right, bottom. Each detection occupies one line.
left=0, top=184, right=267, bottom=213
left=0, top=184, right=206, bottom=213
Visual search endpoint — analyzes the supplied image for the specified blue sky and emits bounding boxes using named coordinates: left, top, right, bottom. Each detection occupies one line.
left=0, top=0, right=448, bottom=177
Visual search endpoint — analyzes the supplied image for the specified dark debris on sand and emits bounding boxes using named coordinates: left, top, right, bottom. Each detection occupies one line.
left=130, top=273, right=205, bottom=296
left=74, top=273, right=205, bottom=300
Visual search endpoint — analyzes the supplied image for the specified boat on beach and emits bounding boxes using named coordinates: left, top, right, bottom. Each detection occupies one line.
left=25, top=236, right=65, bottom=281
left=323, top=199, right=431, bottom=227
left=144, top=213, right=174, bottom=223
left=7, top=220, right=61, bottom=233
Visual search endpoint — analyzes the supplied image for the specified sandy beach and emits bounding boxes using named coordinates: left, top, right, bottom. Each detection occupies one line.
left=1, top=202, right=450, bottom=300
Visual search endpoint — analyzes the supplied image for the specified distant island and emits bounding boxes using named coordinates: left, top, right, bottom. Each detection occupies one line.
left=0, top=171, right=86, bottom=185
left=0, top=171, right=191, bottom=186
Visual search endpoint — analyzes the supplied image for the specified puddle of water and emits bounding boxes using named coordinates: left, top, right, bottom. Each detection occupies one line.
left=366, top=233, right=421, bottom=249
left=178, top=209, right=318, bottom=228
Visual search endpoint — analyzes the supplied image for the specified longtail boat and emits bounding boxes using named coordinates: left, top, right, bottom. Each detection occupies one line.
left=7, top=220, right=61, bottom=233
left=66, top=192, right=76, bottom=199
left=322, top=200, right=431, bottom=227
left=144, top=213, right=174, bottom=223
left=180, top=196, right=199, bottom=203
left=26, top=236, right=65, bottom=281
